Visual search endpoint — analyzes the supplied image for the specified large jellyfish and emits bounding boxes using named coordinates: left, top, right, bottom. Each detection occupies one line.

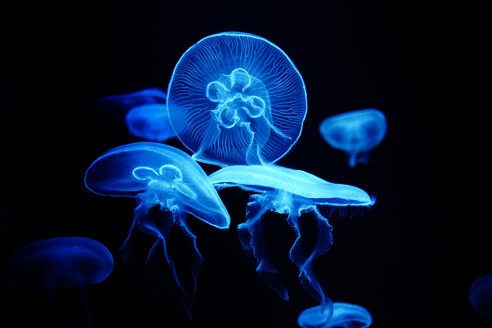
left=2, top=237, right=113, bottom=327
left=298, top=302, right=372, bottom=328
left=469, top=273, right=492, bottom=319
left=319, top=108, right=387, bottom=167
left=167, top=31, right=307, bottom=166
left=93, top=87, right=175, bottom=142
left=209, top=164, right=374, bottom=306
left=84, top=142, right=230, bottom=317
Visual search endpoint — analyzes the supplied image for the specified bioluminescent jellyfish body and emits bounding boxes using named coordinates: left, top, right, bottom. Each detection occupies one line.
left=469, top=273, right=492, bottom=319
left=125, top=104, right=175, bottom=142
left=94, top=87, right=175, bottom=142
left=2, top=237, right=113, bottom=326
left=94, top=87, right=166, bottom=110
left=319, top=108, right=387, bottom=167
left=85, top=142, right=230, bottom=317
left=298, top=302, right=372, bottom=328
left=167, top=32, right=307, bottom=166
left=209, top=164, right=374, bottom=305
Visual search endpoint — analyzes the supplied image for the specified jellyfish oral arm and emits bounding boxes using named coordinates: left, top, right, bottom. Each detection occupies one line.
left=287, top=205, right=333, bottom=310
left=238, top=193, right=290, bottom=301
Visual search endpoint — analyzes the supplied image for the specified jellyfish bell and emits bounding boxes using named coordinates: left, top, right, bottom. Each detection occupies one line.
left=94, top=87, right=167, bottom=112
left=210, top=164, right=375, bottom=207
left=469, top=273, right=492, bottom=319
left=319, top=108, right=387, bottom=167
left=84, top=142, right=230, bottom=317
left=298, top=302, right=373, bottom=328
left=2, top=237, right=113, bottom=326
left=125, top=104, right=175, bottom=142
left=167, top=31, right=307, bottom=166
left=209, top=164, right=374, bottom=304
left=85, top=142, right=229, bottom=229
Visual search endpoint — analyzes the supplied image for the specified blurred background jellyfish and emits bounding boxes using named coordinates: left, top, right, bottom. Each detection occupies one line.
left=84, top=142, right=230, bottom=317
left=298, top=302, right=372, bottom=328
left=2, top=237, right=113, bottom=327
left=167, top=31, right=307, bottom=166
left=125, top=103, right=175, bottom=142
left=469, top=273, right=492, bottom=320
left=209, top=164, right=374, bottom=307
left=93, top=87, right=175, bottom=142
left=319, top=108, right=387, bottom=167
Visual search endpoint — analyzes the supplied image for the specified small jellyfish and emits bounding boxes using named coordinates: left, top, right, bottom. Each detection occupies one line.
left=2, top=237, right=113, bottom=326
left=125, top=104, right=175, bottom=142
left=167, top=31, right=307, bottom=166
left=94, top=87, right=175, bottom=142
left=209, top=164, right=374, bottom=305
left=94, top=87, right=166, bottom=110
left=84, top=142, right=230, bottom=317
left=469, top=273, right=492, bottom=319
left=298, top=302, right=373, bottom=328
left=319, top=108, right=387, bottom=167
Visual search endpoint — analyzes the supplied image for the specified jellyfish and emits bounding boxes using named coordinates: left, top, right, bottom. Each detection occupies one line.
left=319, top=108, right=387, bottom=167
left=2, top=237, right=113, bottom=327
left=469, top=273, right=492, bottom=319
left=209, top=164, right=374, bottom=306
left=93, top=87, right=175, bottom=142
left=94, top=87, right=166, bottom=110
left=298, top=302, right=373, bottom=328
left=167, top=31, right=307, bottom=166
left=125, top=104, right=175, bottom=142
left=84, top=142, right=230, bottom=317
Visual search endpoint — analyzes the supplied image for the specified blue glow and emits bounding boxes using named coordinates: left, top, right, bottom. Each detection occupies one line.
left=93, top=88, right=174, bottom=141
left=298, top=303, right=372, bottom=328
left=167, top=32, right=307, bottom=166
left=85, top=142, right=230, bottom=317
left=2, top=237, right=113, bottom=292
left=209, top=164, right=374, bottom=304
left=319, top=108, right=387, bottom=167
left=94, top=87, right=166, bottom=110
left=469, top=273, right=492, bottom=319
left=125, top=104, right=175, bottom=142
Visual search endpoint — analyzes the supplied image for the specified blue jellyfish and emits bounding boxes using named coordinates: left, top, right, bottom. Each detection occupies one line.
left=209, top=164, right=374, bottom=306
left=469, top=273, right=492, bottom=319
left=125, top=104, right=175, bottom=142
left=298, top=302, right=372, bottom=328
left=319, top=108, right=387, bottom=167
left=94, top=87, right=175, bottom=142
left=84, top=142, right=230, bottom=317
left=2, top=237, right=113, bottom=326
left=94, top=87, right=166, bottom=110
left=167, top=32, right=307, bottom=166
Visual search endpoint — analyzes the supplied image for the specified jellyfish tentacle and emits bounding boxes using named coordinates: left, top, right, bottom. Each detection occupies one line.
left=348, top=152, right=358, bottom=167
left=238, top=193, right=289, bottom=300
left=173, top=209, right=204, bottom=306
left=287, top=206, right=333, bottom=310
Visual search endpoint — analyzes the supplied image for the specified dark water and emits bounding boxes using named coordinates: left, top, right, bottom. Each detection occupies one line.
left=0, top=0, right=488, bottom=327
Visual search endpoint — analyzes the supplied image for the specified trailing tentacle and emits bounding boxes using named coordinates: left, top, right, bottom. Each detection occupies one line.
left=238, top=193, right=289, bottom=300
left=287, top=206, right=334, bottom=314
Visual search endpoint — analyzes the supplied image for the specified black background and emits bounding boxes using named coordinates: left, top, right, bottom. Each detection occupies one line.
left=0, top=0, right=489, bottom=327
